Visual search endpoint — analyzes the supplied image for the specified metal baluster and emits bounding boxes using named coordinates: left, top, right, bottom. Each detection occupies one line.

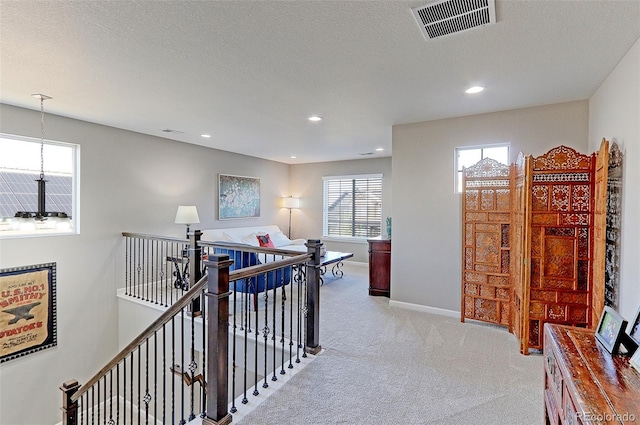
left=134, top=238, right=139, bottom=299
left=280, top=276, right=286, bottom=375
left=253, top=276, right=260, bottom=397
left=162, top=325, right=166, bottom=424
left=144, top=339, right=149, bottom=424
left=242, top=287, right=249, bottom=404
left=145, top=238, right=150, bottom=302
left=123, top=356, right=126, bottom=425
left=125, top=237, right=130, bottom=296
left=97, top=379, right=100, bottom=424
left=180, top=307, right=186, bottom=425
left=137, top=347, right=141, bottom=425
left=80, top=393, right=84, bottom=425
left=143, top=238, right=148, bottom=302
left=271, top=267, right=278, bottom=382
left=130, top=352, right=134, bottom=425
left=302, top=271, right=308, bottom=359
left=171, top=317, right=176, bottom=424
left=296, top=266, right=303, bottom=363
left=154, top=331, right=157, bottom=422
left=289, top=266, right=295, bottom=369
left=91, top=385, right=95, bottom=425
left=200, top=286, right=207, bottom=418
left=103, top=375, right=107, bottom=424
left=108, top=370, right=113, bottom=425
left=189, top=304, right=196, bottom=421
left=262, top=271, right=270, bottom=389
left=116, top=364, right=120, bottom=425
left=153, top=240, right=158, bottom=304
left=230, top=285, right=238, bottom=413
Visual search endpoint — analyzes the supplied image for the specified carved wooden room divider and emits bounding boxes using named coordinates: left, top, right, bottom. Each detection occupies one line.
left=461, top=158, right=513, bottom=328
left=592, top=139, right=609, bottom=328
left=512, top=144, right=608, bottom=353
left=462, top=142, right=609, bottom=354
left=604, top=142, right=623, bottom=311
left=510, top=152, right=531, bottom=352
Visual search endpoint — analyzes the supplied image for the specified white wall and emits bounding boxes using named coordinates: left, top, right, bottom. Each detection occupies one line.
left=391, top=101, right=589, bottom=312
left=289, top=157, right=392, bottom=262
left=589, top=37, right=640, bottom=321
left=0, top=103, right=290, bottom=424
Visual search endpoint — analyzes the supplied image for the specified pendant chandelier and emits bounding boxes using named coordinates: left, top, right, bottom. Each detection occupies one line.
left=13, top=94, right=71, bottom=231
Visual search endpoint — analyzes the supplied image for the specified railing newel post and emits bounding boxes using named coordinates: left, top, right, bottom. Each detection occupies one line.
left=61, top=379, right=80, bottom=425
left=305, top=239, right=323, bottom=354
left=203, top=254, right=233, bottom=425
left=189, top=230, right=203, bottom=314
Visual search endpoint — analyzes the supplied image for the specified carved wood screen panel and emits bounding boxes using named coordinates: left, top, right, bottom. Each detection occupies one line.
left=605, top=142, right=623, bottom=311
left=510, top=153, right=532, bottom=352
left=592, top=139, right=609, bottom=328
left=461, top=158, right=512, bottom=327
left=526, top=146, right=596, bottom=350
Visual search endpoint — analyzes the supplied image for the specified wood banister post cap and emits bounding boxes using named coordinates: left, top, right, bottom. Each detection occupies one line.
left=61, top=380, right=80, bottom=391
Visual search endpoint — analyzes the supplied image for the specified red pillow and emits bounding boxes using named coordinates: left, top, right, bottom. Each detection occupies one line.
left=256, top=234, right=275, bottom=248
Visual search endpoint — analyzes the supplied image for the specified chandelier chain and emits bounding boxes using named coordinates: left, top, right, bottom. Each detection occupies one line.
left=39, top=96, right=45, bottom=180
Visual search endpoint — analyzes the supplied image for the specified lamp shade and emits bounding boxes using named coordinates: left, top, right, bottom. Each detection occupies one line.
left=174, top=205, right=200, bottom=225
left=282, top=197, right=300, bottom=209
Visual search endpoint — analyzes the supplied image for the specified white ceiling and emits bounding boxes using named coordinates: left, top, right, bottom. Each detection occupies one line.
left=1, top=1, right=639, bottom=164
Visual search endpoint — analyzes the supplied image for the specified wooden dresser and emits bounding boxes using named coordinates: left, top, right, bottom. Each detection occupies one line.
left=367, top=238, right=390, bottom=297
left=543, top=324, right=640, bottom=424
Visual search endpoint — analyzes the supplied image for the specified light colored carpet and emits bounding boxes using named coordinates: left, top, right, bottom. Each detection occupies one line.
left=235, top=262, right=544, bottom=425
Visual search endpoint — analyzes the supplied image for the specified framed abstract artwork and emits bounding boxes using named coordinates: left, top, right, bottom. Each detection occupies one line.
left=0, top=262, right=57, bottom=363
left=218, top=174, right=260, bottom=220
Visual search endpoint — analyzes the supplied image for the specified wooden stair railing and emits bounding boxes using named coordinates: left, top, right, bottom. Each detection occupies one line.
left=62, top=238, right=322, bottom=425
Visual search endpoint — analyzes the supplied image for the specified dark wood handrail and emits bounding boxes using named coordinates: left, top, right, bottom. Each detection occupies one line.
left=122, top=231, right=188, bottom=244
left=71, top=252, right=311, bottom=403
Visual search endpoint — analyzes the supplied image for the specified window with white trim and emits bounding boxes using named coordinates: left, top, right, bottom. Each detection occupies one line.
left=0, top=133, right=79, bottom=237
left=455, top=144, right=509, bottom=193
left=323, top=174, right=382, bottom=239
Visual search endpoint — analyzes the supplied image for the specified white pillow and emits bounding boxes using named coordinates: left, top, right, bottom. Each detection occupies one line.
left=222, top=231, right=242, bottom=243
left=240, top=232, right=260, bottom=247
left=270, top=231, right=292, bottom=247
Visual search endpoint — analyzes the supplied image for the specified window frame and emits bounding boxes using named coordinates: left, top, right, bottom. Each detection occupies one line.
left=0, top=133, right=80, bottom=238
left=454, top=143, right=509, bottom=194
left=322, top=173, right=383, bottom=241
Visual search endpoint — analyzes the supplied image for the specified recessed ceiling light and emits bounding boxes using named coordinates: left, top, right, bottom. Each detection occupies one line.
left=308, top=116, right=322, bottom=122
left=376, top=148, right=384, bottom=152
left=290, top=155, right=297, bottom=159
left=200, top=134, right=211, bottom=138
left=465, top=86, right=485, bottom=94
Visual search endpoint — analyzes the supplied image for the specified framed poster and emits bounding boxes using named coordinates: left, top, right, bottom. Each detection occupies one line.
left=0, top=263, right=57, bottom=363
left=218, top=174, right=260, bottom=220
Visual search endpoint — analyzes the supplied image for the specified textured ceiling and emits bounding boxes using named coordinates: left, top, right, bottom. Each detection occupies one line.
left=1, top=1, right=639, bottom=164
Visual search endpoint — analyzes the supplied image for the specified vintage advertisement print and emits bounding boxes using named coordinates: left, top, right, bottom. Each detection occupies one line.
left=0, top=263, right=57, bottom=363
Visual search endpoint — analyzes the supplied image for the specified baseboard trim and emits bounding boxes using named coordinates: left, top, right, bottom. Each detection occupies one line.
left=389, top=300, right=460, bottom=318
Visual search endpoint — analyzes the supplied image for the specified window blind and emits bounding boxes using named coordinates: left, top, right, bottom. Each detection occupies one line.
left=323, top=174, right=382, bottom=238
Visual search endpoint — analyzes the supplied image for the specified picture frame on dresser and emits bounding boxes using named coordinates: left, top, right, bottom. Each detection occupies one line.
left=628, top=306, right=640, bottom=345
left=595, top=306, right=627, bottom=354
left=631, top=348, right=640, bottom=373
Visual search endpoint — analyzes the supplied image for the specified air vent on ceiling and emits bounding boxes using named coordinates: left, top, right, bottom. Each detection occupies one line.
left=412, top=0, right=496, bottom=41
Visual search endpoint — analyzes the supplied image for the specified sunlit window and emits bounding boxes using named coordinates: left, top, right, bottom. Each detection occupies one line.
left=455, top=144, right=509, bottom=193
left=0, top=133, right=79, bottom=237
